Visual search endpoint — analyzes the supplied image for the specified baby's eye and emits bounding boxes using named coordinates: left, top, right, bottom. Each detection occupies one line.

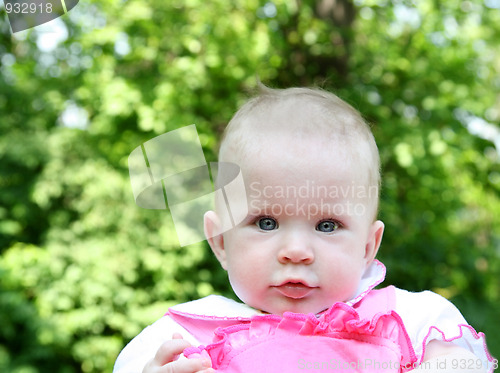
left=256, top=217, right=278, bottom=231
left=316, top=220, right=340, bottom=233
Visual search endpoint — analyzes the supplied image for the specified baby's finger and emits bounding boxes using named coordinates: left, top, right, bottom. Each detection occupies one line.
left=170, top=334, right=185, bottom=361
left=154, top=339, right=192, bottom=366
left=160, top=357, right=212, bottom=373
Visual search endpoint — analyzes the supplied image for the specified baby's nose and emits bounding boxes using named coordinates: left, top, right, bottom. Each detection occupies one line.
left=277, top=233, right=314, bottom=264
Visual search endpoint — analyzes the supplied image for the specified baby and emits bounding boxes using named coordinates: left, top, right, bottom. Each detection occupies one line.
left=114, top=86, right=495, bottom=372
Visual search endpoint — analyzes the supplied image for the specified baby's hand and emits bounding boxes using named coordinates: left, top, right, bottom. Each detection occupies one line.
left=142, top=333, right=214, bottom=373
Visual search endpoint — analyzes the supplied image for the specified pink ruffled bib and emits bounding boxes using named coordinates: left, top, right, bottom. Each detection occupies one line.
left=174, top=287, right=418, bottom=372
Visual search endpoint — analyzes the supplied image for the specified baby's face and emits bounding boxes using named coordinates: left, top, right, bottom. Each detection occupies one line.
left=206, top=135, right=384, bottom=315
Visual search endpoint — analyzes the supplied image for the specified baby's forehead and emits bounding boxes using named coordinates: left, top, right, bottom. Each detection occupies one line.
left=221, top=134, right=373, bottom=192
left=226, top=128, right=372, bottom=174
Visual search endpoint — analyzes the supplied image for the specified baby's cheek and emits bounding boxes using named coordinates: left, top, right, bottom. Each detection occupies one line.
left=340, top=269, right=364, bottom=301
left=323, top=263, right=363, bottom=302
left=227, top=268, right=253, bottom=301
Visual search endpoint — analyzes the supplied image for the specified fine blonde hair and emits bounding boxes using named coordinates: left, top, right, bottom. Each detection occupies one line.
left=219, top=85, right=381, bottom=191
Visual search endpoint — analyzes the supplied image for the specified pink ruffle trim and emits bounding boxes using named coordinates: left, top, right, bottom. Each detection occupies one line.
left=420, top=323, right=497, bottom=372
left=185, top=302, right=417, bottom=371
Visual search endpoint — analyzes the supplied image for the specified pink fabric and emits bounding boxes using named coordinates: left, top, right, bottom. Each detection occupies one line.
left=169, top=311, right=250, bottom=345
left=162, top=261, right=495, bottom=372
left=180, top=287, right=418, bottom=372
left=419, top=324, right=497, bottom=372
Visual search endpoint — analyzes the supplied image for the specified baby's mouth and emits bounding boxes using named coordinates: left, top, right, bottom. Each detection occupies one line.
left=273, top=281, right=317, bottom=299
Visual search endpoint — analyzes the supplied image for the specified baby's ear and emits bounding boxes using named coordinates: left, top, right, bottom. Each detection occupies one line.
left=204, top=211, right=227, bottom=270
left=364, top=220, right=385, bottom=267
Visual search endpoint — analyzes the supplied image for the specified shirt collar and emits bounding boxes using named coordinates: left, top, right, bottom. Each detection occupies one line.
left=345, top=259, right=386, bottom=307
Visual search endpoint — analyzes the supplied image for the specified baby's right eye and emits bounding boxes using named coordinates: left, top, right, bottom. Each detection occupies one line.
left=256, top=217, right=278, bottom=231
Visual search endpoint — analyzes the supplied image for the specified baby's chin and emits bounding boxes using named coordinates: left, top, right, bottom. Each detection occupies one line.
left=256, top=299, right=333, bottom=316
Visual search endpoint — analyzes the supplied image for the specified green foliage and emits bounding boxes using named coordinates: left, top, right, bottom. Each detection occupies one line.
left=0, top=0, right=499, bottom=371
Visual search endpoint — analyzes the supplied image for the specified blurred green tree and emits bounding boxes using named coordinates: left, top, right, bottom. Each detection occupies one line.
left=0, top=0, right=498, bottom=371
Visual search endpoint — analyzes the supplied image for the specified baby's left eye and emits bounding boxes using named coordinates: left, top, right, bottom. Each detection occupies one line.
left=256, top=217, right=278, bottom=231
left=316, top=220, right=340, bottom=233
